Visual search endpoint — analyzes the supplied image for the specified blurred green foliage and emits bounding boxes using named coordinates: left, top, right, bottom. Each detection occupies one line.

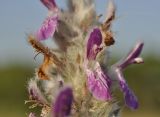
left=0, top=63, right=34, bottom=117
left=0, top=56, right=160, bottom=117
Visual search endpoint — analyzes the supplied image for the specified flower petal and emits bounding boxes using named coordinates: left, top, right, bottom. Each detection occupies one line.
left=124, top=87, right=138, bottom=110
left=87, top=28, right=103, bottom=60
left=86, top=62, right=111, bottom=101
left=119, top=42, right=144, bottom=69
left=115, top=68, right=138, bottom=109
left=40, top=0, right=57, bottom=11
left=53, top=87, right=73, bottom=117
left=36, top=15, right=58, bottom=41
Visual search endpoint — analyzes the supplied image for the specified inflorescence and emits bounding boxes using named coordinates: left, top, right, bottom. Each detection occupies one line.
left=26, top=0, right=144, bottom=117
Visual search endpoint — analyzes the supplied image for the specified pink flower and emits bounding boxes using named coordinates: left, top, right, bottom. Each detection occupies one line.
left=86, top=62, right=112, bottom=101
left=85, top=28, right=111, bottom=101
left=40, top=0, right=58, bottom=11
left=36, top=15, right=58, bottom=41
left=36, top=0, right=58, bottom=41
left=87, top=28, right=103, bottom=60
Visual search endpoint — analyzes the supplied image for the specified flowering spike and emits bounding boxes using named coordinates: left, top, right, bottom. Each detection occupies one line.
left=36, top=15, right=58, bottom=41
left=27, top=0, right=144, bottom=116
left=52, top=87, right=73, bottom=117
left=86, top=62, right=111, bottom=101
left=40, top=0, right=57, bottom=11
left=87, top=28, right=103, bottom=60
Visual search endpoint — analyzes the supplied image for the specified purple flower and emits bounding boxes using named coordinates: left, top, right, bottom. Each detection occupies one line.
left=115, top=68, right=138, bottom=109
left=52, top=87, right=73, bottom=117
left=111, top=42, right=144, bottom=109
left=86, top=62, right=111, bottom=101
left=118, top=42, right=144, bottom=69
left=36, top=15, right=58, bottom=41
left=85, top=28, right=111, bottom=101
left=40, top=0, right=58, bottom=11
left=36, top=0, right=59, bottom=41
left=87, top=28, right=103, bottom=60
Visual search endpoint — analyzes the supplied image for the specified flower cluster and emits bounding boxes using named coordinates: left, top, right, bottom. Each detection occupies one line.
left=26, top=0, right=144, bottom=117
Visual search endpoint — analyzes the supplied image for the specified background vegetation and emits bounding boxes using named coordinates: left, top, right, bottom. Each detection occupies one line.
left=0, top=55, right=160, bottom=117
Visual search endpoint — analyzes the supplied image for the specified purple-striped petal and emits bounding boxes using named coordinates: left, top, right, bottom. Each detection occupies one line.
left=36, top=15, right=58, bottom=41
left=53, top=87, right=73, bottom=117
left=110, top=42, right=144, bottom=109
left=40, top=0, right=57, bottom=11
left=119, top=42, right=144, bottom=69
left=86, top=62, right=111, bottom=101
left=124, top=87, right=138, bottom=110
left=115, top=68, right=138, bottom=109
left=87, top=28, right=103, bottom=60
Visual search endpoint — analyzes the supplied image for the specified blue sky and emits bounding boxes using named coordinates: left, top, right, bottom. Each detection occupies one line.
left=0, top=0, right=160, bottom=63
